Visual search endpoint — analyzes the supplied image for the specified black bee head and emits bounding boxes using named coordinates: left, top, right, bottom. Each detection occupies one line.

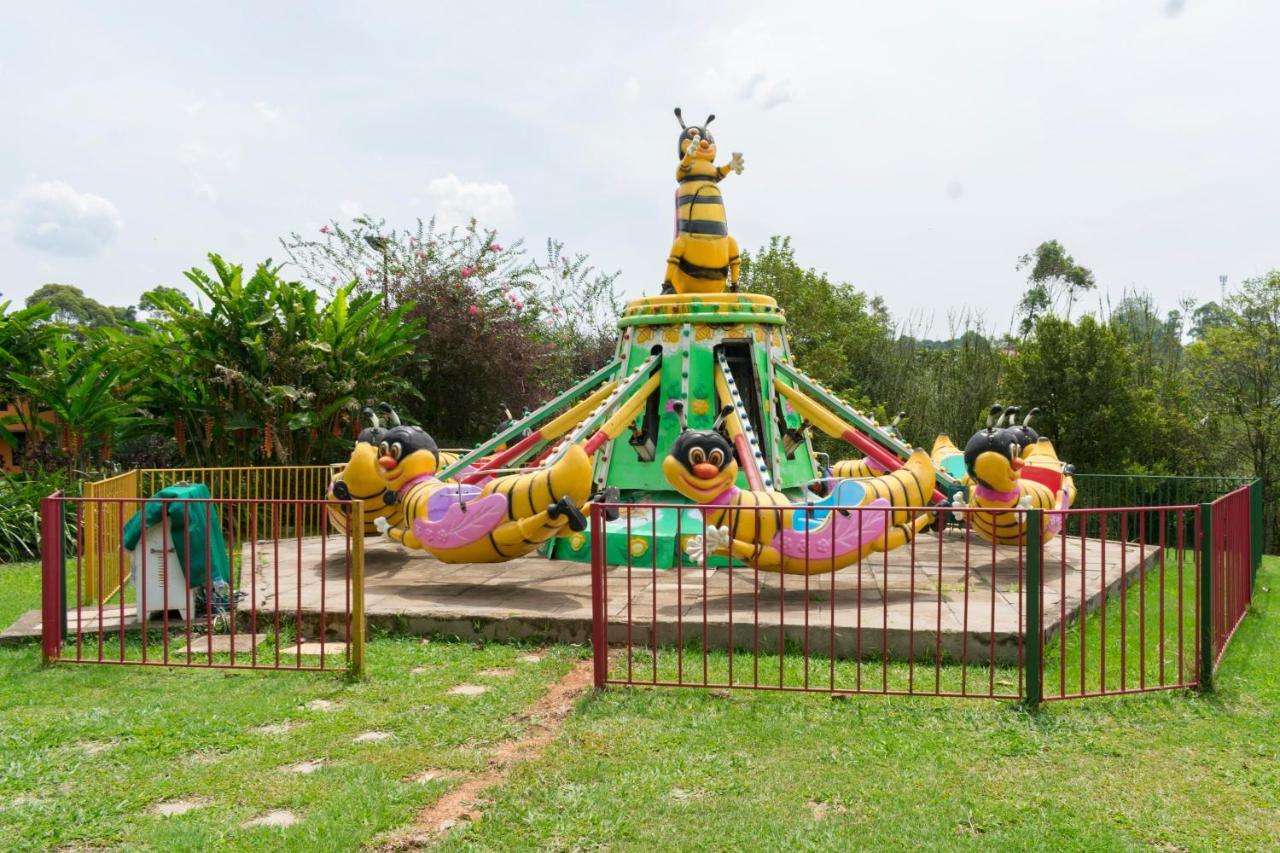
left=377, top=424, right=440, bottom=488
left=674, top=107, right=716, bottom=158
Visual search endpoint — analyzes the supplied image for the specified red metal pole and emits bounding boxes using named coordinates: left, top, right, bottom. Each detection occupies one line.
left=40, top=495, right=63, bottom=664
left=589, top=503, right=607, bottom=689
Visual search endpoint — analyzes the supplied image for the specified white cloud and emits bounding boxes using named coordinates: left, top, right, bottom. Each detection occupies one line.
left=738, top=73, right=794, bottom=110
left=179, top=99, right=206, bottom=115
left=625, top=77, right=640, bottom=98
left=254, top=100, right=280, bottom=122
left=426, top=173, right=515, bottom=224
left=10, top=180, right=123, bottom=257
left=181, top=139, right=239, bottom=201
left=339, top=199, right=362, bottom=218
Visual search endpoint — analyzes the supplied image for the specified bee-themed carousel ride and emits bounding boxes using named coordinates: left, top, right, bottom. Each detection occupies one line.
left=326, top=108, right=1076, bottom=573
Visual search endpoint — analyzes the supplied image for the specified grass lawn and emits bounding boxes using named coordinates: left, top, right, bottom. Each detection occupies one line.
left=452, top=557, right=1280, bottom=850
left=1, top=557, right=1276, bottom=850
left=0, top=559, right=581, bottom=851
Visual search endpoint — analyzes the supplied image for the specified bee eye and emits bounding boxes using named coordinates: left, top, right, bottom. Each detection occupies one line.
left=688, top=448, right=706, bottom=466
left=1009, top=443, right=1018, bottom=457
left=379, top=442, right=389, bottom=457
left=392, top=442, right=403, bottom=459
left=708, top=449, right=724, bottom=467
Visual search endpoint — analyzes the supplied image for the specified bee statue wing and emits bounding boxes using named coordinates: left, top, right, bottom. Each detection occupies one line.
left=412, top=492, right=508, bottom=551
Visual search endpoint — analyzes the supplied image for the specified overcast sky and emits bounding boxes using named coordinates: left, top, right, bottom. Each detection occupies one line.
left=2, top=1, right=1276, bottom=335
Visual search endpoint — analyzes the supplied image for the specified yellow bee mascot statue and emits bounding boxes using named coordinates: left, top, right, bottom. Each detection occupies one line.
left=662, top=108, right=745, bottom=295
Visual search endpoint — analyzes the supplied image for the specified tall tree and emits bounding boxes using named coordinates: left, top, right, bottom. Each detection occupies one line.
left=26, top=283, right=135, bottom=327
left=1015, top=240, right=1096, bottom=334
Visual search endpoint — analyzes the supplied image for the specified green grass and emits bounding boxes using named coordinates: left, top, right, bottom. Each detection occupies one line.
left=0, top=619, right=580, bottom=850
left=450, top=557, right=1280, bottom=850
left=2, top=556, right=1277, bottom=849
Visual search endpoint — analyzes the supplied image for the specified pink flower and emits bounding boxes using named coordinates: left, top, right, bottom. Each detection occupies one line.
left=416, top=251, right=427, bottom=259
left=514, top=300, right=524, bottom=310
left=461, top=266, right=474, bottom=278
left=489, top=243, right=502, bottom=252
left=320, top=224, right=331, bottom=234
left=468, top=304, right=480, bottom=316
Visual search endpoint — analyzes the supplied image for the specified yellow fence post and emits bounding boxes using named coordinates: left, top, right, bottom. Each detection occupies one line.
left=350, top=501, right=366, bottom=678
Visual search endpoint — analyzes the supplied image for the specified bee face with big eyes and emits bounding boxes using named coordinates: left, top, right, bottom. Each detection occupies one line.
left=663, top=430, right=739, bottom=503
left=681, top=128, right=716, bottom=160
left=376, top=425, right=440, bottom=488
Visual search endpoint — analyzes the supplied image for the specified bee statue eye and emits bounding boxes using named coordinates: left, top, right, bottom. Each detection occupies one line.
left=392, top=442, right=403, bottom=460
left=379, top=441, right=389, bottom=456
left=688, top=447, right=706, bottom=466
left=708, top=448, right=724, bottom=467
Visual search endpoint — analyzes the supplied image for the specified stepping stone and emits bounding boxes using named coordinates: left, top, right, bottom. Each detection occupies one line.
left=251, top=722, right=294, bottom=736
left=478, top=667, right=515, bottom=677
left=408, top=770, right=445, bottom=784
left=304, top=699, right=337, bottom=712
left=186, top=751, right=224, bottom=766
left=173, top=635, right=265, bottom=655
left=149, top=798, right=209, bottom=817
left=410, top=666, right=428, bottom=674
left=447, top=684, right=489, bottom=696
left=279, top=642, right=348, bottom=657
left=517, top=654, right=543, bottom=664
left=282, top=760, right=324, bottom=775
left=242, top=810, right=298, bottom=828
left=353, top=731, right=391, bottom=743
left=74, top=740, right=115, bottom=756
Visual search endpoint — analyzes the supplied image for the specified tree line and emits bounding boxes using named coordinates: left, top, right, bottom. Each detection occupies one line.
left=1, top=224, right=1275, bottom=555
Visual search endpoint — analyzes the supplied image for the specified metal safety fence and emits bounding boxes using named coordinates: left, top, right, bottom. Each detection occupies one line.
left=40, top=492, right=365, bottom=674
left=81, top=465, right=338, bottom=605
left=589, top=483, right=1260, bottom=704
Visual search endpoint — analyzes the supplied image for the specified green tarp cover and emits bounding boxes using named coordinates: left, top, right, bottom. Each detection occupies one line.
left=122, top=483, right=230, bottom=589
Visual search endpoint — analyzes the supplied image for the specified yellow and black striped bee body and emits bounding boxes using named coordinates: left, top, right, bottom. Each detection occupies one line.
left=376, top=422, right=593, bottom=564
left=663, top=108, right=745, bottom=295
left=664, top=422, right=936, bottom=574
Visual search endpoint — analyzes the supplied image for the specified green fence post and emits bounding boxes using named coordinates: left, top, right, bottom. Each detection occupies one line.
left=1198, top=502, right=1214, bottom=693
left=1024, top=509, right=1043, bottom=708
left=1249, top=479, right=1263, bottom=583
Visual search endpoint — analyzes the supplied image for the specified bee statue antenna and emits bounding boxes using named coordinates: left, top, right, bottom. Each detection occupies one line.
left=704, top=113, right=715, bottom=126
left=673, top=107, right=686, bottom=129
left=1024, top=407, right=1040, bottom=427
left=362, top=407, right=380, bottom=430
left=985, top=403, right=1003, bottom=429
left=377, top=402, right=401, bottom=427
left=670, top=399, right=688, bottom=431
left=712, top=404, right=734, bottom=432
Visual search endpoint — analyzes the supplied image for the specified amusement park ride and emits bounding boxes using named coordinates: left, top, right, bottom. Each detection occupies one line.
left=328, top=108, right=1078, bottom=573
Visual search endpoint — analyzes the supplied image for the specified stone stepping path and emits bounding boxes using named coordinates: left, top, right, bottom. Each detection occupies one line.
left=282, top=760, right=324, bottom=775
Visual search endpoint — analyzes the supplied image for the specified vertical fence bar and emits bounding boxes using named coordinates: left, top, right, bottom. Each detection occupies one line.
left=40, top=494, right=63, bottom=664
left=1249, top=479, right=1262, bottom=582
left=349, top=502, right=366, bottom=678
left=1198, top=501, right=1214, bottom=693
left=590, top=505, right=607, bottom=689
left=1024, top=508, right=1043, bottom=707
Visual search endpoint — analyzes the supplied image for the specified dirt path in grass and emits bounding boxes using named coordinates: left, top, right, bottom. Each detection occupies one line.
left=377, top=657, right=595, bottom=850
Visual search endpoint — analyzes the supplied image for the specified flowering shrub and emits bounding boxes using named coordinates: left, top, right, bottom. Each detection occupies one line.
left=282, top=217, right=620, bottom=441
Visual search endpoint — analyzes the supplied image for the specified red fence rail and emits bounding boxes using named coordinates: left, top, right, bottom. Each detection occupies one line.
left=590, top=486, right=1258, bottom=704
left=40, top=493, right=364, bottom=673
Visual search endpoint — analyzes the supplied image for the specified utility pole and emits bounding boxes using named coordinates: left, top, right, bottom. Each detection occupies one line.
left=365, top=235, right=391, bottom=308
left=1219, top=274, right=1227, bottom=304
